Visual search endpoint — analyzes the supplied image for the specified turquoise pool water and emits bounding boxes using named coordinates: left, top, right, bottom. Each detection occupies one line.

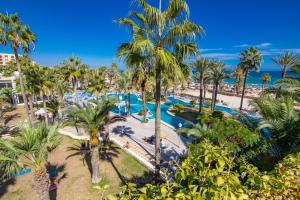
left=108, top=94, right=237, bottom=128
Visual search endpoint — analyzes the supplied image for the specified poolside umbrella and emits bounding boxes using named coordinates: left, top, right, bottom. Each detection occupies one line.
left=35, top=108, right=46, bottom=116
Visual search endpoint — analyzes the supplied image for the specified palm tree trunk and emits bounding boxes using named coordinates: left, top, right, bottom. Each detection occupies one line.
left=42, top=91, right=49, bottom=125
left=282, top=66, right=287, bottom=78
left=155, top=65, right=162, bottom=175
left=204, top=84, right=207, bottom=99
left=13, top=50, right=31, bottom=123
left=240, top=70, right=248, bottom=110
left=127, top=92, right=131, bottom=115
left=211, top=84, right=215, bottom=111
left=213, top=83, right=219, bottom=112
left=199, top=73, right=204, bottom=113
left=91, top=146, right=101, bottom=184
left=33, top=168, right=50, bottom=200
left=28, top=94, right=35, bottom=121
left=141, top=81, right=147, bottom=123
left=73, top=80, right=78, bottom=103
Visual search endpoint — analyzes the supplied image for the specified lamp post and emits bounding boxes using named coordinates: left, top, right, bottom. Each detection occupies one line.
left=119, top=96, right=122, bottom=116
left=178, top=122, right=182, bottom=148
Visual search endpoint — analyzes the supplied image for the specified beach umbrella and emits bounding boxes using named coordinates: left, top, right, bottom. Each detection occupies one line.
left=35, top=108, right=46, bottom=116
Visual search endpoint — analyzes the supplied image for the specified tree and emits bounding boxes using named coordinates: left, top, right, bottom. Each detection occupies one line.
left=106, top=63, right=120, bottom=87
left=0, top=123, right=61, bottom=200
left=239, top=47, right=262, bottom=110
left=86, top=67, right=107, bottom=95
left=233, top=65, right=244, bottom=95
left=118, top=0, right=203, bottom=175
left=251, top=96, right=300, bottom=158
left=192, top=58, right=211, bottom=113
left=261, top=72, right=271, bottom=91
left=117, top=40, right=153, bottom=123
left=277, top=64, right=300, bottom=101
left=117, top=71, right=133, bottom=115
left=272, top=51, right=298, bottom=78
left=208, top=60, right=228, bottom=111
left=0, top=13, right=35, bottom=122
left=61, top=57, right=87, bottom=102
left=63, top=98, right=124, bottom=184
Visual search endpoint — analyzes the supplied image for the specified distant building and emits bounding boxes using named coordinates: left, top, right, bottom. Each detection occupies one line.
left=0, top=53, right=16, bottom=66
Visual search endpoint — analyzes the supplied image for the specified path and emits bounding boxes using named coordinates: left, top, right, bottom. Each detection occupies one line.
left=60, top=116, right=188, bottom=170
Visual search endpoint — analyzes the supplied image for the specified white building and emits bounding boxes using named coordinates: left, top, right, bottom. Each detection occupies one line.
left=0, top=53, right=16, bottom=66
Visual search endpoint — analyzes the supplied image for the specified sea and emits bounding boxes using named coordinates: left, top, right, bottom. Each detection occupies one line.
left=222, top=71, right=300, bottom=86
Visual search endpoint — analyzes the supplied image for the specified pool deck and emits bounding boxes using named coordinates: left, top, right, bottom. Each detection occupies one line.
left=59, top=116, right=188, bottom=170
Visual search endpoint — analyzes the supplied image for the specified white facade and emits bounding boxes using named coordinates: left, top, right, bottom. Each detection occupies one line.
left=0, top=53, right=16, bottom=66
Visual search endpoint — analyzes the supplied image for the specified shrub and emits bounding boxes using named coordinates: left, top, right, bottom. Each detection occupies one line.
left=190, top=100, right=196, bottom=107
left=172, top=103, right=185, bottom=114
left=212, top=110, right=224, bottom=119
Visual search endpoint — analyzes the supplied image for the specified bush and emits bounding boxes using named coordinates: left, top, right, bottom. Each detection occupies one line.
left=172, top=103, right=185, bottom=114
left=190, top=100, right=196, bottom=107
left=212, top=110, right=224, bottom=119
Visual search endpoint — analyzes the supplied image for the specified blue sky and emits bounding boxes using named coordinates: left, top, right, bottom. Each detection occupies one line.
left=1, top=0, right=300, bottom=71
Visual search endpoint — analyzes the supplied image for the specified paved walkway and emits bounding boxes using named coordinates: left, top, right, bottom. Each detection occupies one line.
left=59, top=116, right=188, bottom=170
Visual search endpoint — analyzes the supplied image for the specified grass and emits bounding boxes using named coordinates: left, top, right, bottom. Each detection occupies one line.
left=0, top=136, right=153, bottom=200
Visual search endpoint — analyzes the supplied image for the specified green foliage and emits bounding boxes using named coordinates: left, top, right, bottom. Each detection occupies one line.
left=184, top=113, right=262, bottom=155
left=189, top=100, right=196, bottom=107
left=251, top=95, right=300, bottom=158
left=145, top=92, right=154, bottom=102
left=114, top=139, right=300, bottom=200
left=0, top=123, right=61, bottom=177
left=172, top=103, right=185, bottom=114
left=211, top=110, right=224, bottom=119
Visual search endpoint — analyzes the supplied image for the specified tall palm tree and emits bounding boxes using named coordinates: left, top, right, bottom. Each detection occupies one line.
left=63, top=98, right=124, bottom=184
left=272, top=51, right=298, bottom=78
left=117, top=71, right=133, bottom=115
left=239, top=47, right=262, bottom=110
left=261, top=72, right=271, bottom=91
left=118, top=0, right=203, bottom=174
left=0, top=13, right=35, bottom=122
left=208, top=60, right=228, bottom=111
left=233, top=65, right=244, bottom=95
left=193, top=58, right=211, bottom=113
left=0, top=124, right=61, bottom=200
left=107, top=63, right=121, bottom=87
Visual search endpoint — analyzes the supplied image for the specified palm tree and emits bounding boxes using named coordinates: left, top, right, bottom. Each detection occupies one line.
left=0, top=13, right=35, bottom=122
left=107, top=63, right=121, bottom=87
left=239, top=47, right=262, bottom=110
left=117, top=71, right=133, bottom=115
left=193, top=58, right=211, bottom=113
left=261, top=73, right=271, bottom=91
left=272, top=51, right=298, bottom=78
left=233, top=65, right=244, bottom=95
left=0, top=123, right=61, bottom=200
left=277, top=64, right=300, bottom=100
left=61, top=57, right=86, bottom=102
left=86, top=67, right=107, bottom=96
left=251, top=96, right=300, bottom=157
left=63, top=98, right=124, bottom=184
left=118, top=0, right=203, bottom=174
left=208, top=60, right=228, bottom=111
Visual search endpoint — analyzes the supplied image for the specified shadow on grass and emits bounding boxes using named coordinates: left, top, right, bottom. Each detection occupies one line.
left=46, top=163, right=67, bottom=200
left=66, top=141, right=93, bottom=178
left=99, top=141, right=125, bottom=184
left=0, top=178, right=16, bottom=198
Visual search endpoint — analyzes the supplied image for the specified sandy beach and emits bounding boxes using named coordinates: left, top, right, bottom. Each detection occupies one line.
left=181, top=88, right=253, bottom=110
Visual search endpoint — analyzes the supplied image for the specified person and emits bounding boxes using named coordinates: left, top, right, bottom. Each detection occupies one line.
left=124, top=141, right=130, bottom=149
left=160, top=139, right=167, bottom=150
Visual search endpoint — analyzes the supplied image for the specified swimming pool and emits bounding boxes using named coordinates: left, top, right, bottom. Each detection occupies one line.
left=108, top=94, right=237, bottom=128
